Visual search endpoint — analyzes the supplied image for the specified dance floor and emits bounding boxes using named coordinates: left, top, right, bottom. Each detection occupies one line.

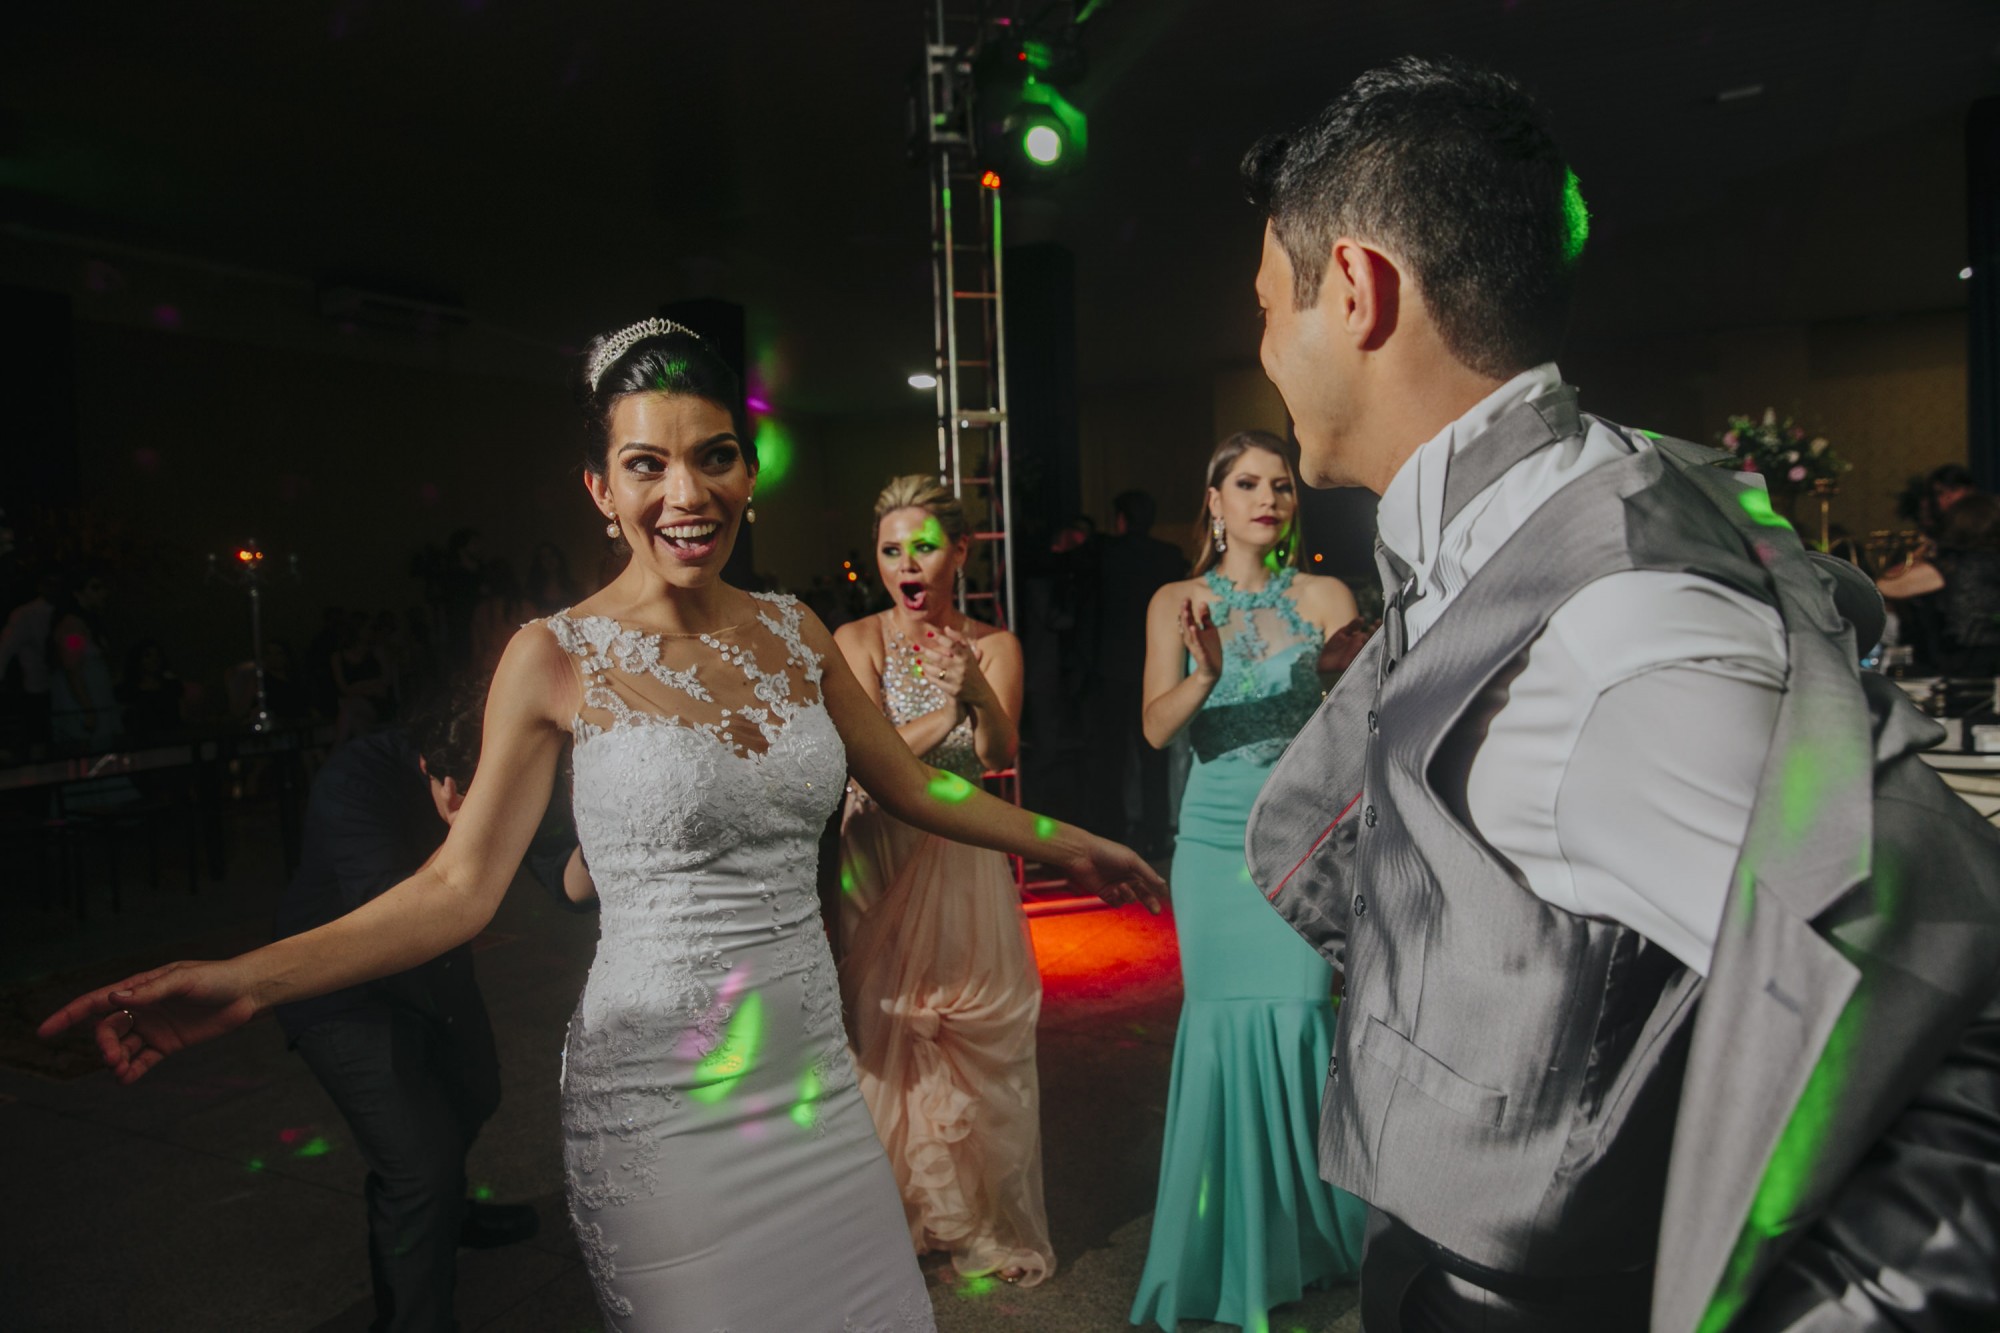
left=0, top=811, right=1359, bottom=1332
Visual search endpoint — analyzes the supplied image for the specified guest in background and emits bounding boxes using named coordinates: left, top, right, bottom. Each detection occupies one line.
left=835, top=474, right=1054, bottom=1287
left=1090, top=489, right=1188, bottom=856
left=438, top=529, right=486, bottom=671
left=331, top=613, right=392, bottom=741
left=48, top=571, right=120, bottom=751
left=260, top=639, right=311, bottom=721
left=306, top=604, right=348, bottom=720
left=468, top=558, right=531, bottom=673
left=1877, top=491, right=2000, bottom=676
left=1929, top=462, right=1980, bottom=521
left=0, top=570, right=60, bottom=748
left=1130, top=432, right=1366, bottom=1333
left=524, top=541, right=578, bottom=615
left=273, top=674, right=538, bottom=1332
left=120, top=639, right=188, bottom=743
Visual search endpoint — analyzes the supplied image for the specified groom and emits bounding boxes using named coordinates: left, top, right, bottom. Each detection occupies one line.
left=1241, top=56, right=2000, bottom=1331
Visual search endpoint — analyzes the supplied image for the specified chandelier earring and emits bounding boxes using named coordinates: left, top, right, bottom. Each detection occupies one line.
left=605, top=516, right=622, bottom=540
left=1210, top=514, right=1227, bottom=555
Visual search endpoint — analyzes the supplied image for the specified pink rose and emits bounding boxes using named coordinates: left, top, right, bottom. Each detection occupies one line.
left=1722, top=430, right=1740, bottom=450
left=1789, top=426, right=1806, bottom=441
left=1788, top=465, right=1808, bottom=482
left=1742, top=458, right=1759, bottom=472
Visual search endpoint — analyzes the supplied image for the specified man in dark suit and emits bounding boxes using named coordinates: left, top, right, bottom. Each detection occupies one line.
left=274, top=676, right=537, bottom=1332
left=1091, top=490, right=1188, bottom=853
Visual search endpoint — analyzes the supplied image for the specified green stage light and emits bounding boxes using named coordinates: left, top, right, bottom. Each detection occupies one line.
left=1023, top=124, right=1063, bottom=165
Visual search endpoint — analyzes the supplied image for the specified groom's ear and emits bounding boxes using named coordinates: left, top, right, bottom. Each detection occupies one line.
left=1332, top=238, right=1401, bottom=353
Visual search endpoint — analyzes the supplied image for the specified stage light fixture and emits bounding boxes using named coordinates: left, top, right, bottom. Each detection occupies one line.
left=909, top=372, right=939, bottom=389
left=972, top=36, right=1087, bottom=182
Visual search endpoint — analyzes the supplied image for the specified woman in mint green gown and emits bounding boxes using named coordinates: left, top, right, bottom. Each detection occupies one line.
left=1130, top=432, right=1368, bottom=1333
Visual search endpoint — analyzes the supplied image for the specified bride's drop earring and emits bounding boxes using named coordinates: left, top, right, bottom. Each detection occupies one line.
left=745, top=495, right=757, bottom=524
left=1210, top=515, right=1227, bottom=554
left=606, top=517, right=622, bottom=539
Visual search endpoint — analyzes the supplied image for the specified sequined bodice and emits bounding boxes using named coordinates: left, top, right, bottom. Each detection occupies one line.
left=879, top=624, right=981, bottom=780
left=1188, top=566, right=1323, bottom=765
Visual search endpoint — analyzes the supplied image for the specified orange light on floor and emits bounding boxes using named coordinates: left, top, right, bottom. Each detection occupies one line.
left=980, top=170, right=1002, bottom=190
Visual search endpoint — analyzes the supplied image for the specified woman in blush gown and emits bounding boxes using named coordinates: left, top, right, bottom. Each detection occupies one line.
left=1129, top=431, right=1370, bottom=1333
left=834, top=475, right=1054, bottom=1288
left=40, top=320, right=1165, bottom=1333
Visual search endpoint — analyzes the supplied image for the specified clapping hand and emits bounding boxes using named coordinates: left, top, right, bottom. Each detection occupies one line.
left=1316, top=617, right=1375, bottom=675
left=1065, top=834, right=1169, bottom=914
left=1178, top=598, right=1224, bottom=683
left=37, top=959, right=261, bottom=1085
left=914, top=626, right=992, bottom=708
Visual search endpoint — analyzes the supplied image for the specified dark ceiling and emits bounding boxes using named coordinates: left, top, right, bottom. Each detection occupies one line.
left=3, top=0, right=1996, bottom=413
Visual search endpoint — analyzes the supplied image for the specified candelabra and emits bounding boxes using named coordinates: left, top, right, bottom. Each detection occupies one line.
left=208, top=541, right=299, bottom=733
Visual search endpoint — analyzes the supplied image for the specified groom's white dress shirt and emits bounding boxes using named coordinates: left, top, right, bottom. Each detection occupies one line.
left=1375, top=364, right=1788, bottom=975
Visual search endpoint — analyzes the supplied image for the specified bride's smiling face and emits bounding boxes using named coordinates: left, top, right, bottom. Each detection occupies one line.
left=585, top=392, right=754, bottom=589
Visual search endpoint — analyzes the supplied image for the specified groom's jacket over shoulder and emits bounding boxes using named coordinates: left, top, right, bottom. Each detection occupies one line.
left=1244, top=385, right=2000, bottom=1332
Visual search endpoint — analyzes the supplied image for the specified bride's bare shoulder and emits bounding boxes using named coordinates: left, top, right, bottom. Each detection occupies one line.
left=489, top=620, right=583, bottom=726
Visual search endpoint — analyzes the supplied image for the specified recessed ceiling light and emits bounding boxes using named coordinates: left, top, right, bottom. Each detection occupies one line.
left=1962, top=266, right=1976, bottom=281
left=908, top=373, right=939, bottom=390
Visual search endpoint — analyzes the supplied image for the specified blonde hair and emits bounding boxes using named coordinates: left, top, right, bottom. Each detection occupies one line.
left=1190, top=431, right=1303, bottom=576
left=872, top=474, right=968, bottom=543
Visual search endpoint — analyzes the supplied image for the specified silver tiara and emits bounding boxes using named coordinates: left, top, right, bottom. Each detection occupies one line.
left=585, top=317, right=701, bottom=391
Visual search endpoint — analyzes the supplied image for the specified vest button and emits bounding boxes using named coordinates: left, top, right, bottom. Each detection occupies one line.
left=1363, top=804, right=1378, bottom=828
left=1367, top=710, right=1379, bottom=734
left=1353, top=893, right=1368, bottom=916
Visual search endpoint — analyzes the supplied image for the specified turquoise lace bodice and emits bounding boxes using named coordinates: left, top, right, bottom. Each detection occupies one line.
left=1187, top=566, right=1324, bottom=766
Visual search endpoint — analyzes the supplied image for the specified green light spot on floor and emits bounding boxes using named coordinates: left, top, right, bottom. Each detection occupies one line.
left=1737, top=488, right=1792, bottom=529
left=928, top=771, right=975, bottom=804
left=1034, top=815, right=1056, bottom=839
left=690, top=991, right=766, bottom=1104
left=246, top=1157, right=265, bottom=1172
left=294, top=1136, right=331, bottom=1159
left=956, top=1274, right=999, bottom=1300
left=473, top=1184, right=493, bottom=1202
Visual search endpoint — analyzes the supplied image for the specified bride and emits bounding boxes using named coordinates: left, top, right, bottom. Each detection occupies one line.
left=39, top=318, right=1164, bottom=1333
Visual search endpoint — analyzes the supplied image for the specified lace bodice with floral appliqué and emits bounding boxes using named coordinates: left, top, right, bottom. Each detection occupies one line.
left=1187, top=565, right=1324, bottom=765
left=541, top=595, right=936, bottom=1333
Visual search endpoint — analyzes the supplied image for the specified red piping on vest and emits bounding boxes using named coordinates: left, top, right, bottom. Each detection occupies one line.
left=1265, top=791, right=1362, bottom=902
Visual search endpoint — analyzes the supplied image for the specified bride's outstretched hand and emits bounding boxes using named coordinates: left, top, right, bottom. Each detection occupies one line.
left=1065, top=835, right=1168, bottom=915
left=37, top=960, right=260, bottom=1085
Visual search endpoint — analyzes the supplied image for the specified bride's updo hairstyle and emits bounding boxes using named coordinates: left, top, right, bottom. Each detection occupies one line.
left=872, top=474, right=968, bottom=544
left=579, top=319, right=753, bottom=477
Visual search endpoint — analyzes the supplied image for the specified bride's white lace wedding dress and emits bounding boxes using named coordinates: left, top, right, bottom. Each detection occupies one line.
left=545, top=595, right=934, bottom=1332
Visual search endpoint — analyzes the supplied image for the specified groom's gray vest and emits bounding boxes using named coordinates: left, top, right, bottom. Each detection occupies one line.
left=1247, top=387, right=1800, bottom=1279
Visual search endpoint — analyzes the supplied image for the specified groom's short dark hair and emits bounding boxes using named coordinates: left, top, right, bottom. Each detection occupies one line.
left=1242, top=56, right=1584, bottom=379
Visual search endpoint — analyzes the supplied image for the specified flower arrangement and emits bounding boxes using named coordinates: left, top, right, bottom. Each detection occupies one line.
left=1717, top=408, right=1848, bottom=494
